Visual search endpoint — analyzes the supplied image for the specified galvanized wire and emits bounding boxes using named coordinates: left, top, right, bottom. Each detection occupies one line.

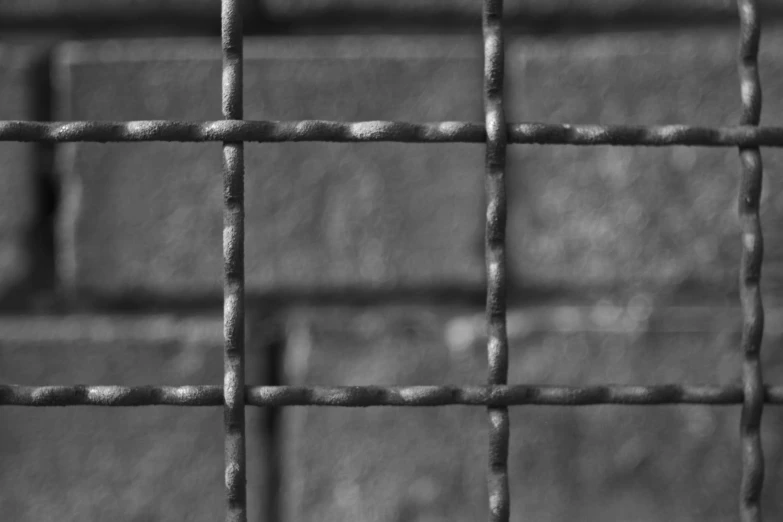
left=737, top=1, right=765, bottom=521
left=483, top=2, right=510, bottom=522
left=5, top=120, right=783, bottom=146
left=222, top=0, right=246, bottom=521
left=5, top=384, right=783, bottom=406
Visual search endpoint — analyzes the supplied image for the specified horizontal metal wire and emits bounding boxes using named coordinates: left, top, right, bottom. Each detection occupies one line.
left=4, top=120, right=783, bottom=146
left=4, top=384, right=783, bottom=406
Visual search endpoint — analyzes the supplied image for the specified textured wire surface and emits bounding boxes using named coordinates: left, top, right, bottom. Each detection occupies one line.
left=737, top=1, right=765, bottom=521
left=0, top=0, right=775, bottom=521
left=222, top=0, right=247, bottom=520
left=483, top=2, right=510, bottom=522
left=4, top=384, right=783, bottom=406
left=4, top=120, right=783, bottom=145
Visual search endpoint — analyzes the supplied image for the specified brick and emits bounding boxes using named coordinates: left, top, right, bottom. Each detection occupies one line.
left=0, top=46, right=39, bottom=298
left=263, top=0, right=782, bottom=24
left=506, top=30, right=783, bottom=295
left=59, top=32, right=783, bottom=299
left=282, top=305, right=783, bottom=522
left=56, top=37, right=485, bottom=298
left=0, top=314, right=269, bottom=522
left=281, top=307, right=488, bottom=522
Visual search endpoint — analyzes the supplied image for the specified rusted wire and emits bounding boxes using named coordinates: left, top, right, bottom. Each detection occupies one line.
left=222, top=0, right=246, bottom=520
left=737, top=1, right=765, bottom=521
left=5, top=120, right=783, bottom=146
left=0, top=1, right=776, bottom=520
left=5, top=384, right=783, bottom=406
left=483, top=2, right=510, bottom=522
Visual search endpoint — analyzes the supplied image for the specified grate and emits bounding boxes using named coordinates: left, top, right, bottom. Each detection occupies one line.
left=0, top=0, right=776, bottom=521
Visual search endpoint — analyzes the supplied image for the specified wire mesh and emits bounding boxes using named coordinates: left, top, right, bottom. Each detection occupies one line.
left=0, top=0, right=773, bottom=520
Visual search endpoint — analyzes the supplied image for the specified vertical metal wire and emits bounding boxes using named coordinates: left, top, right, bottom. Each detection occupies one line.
left=222, top=0, right=246, bottom=521
left=737, top=1, right=765, bottom=521
left=482, top=1, right=510, bottom=522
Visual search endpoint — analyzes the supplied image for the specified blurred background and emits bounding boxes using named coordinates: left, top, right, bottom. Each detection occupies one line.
left=1, top=1, right=783, bottom=521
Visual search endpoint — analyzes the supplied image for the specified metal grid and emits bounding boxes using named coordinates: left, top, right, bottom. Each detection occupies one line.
left=0, top=0, right=775, bottom=521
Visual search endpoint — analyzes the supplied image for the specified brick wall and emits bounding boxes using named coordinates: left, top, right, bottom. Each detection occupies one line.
left=0, top=2, right=781, bottom=521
